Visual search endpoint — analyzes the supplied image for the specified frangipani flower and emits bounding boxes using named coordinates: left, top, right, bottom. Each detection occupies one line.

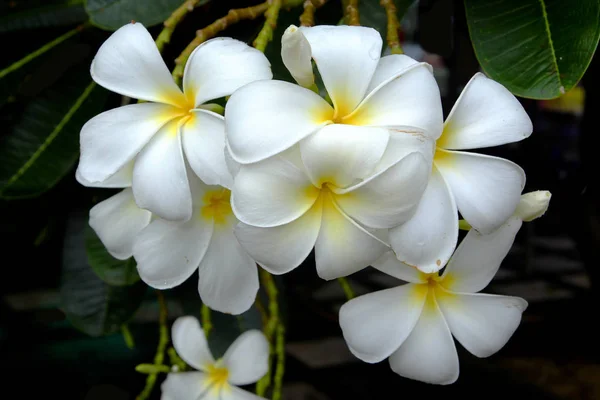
left=77, top=22, right=272, bottom=221
left=76, top=161, right=151, bottom=260
left=133, top=168, right=258, bottom=315
left=339, top=216, right=529, bottom=385
left=162, top=316, right=268, bottom=400
left=389, top=72, right=533, bottom=273
left=226, top=24, right=441, bottom=279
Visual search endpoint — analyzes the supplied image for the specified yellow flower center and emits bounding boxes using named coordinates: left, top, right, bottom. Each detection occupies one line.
left=206, top=363, right=229, bottom=392
left=201, top=189, right=233, bottom=225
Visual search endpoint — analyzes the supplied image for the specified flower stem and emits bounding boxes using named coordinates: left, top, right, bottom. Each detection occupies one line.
left=272, top=323, right=286, bottom=400
left=299, top=0, right=328, bottom=27
left=136, top=291, right=170, bottom=400
left=172, top=2, right=270, bottom=83
left=121, top=324, right=135, bottom=349
left=135, top=364, right=171, bottom=374
left=256, top=270, right=280, bottom=396
left=0, top=22, right=88, bottom=80
left=338, top=277, right=355, bottom=300
left=459, top=219, right=472, bottom=231
left=167, top=347, right=187, bottom=371
left=201, top=303, right=212, bottom=337
left=155, top=0, right=203, bottom=53
left=253, top=0, right=283, bottom=53
left=380, top=0, right=403, bottom=54
left=345, top=0, right=360, bottom=26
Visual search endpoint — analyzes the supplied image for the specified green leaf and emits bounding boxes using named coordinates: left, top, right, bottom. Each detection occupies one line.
left=0, top=69, right=109, bottom=199
left=86, top=223, right=140, bottom=286
left=61, top=210, right=147, bottom=337
left=85, top=0, right=207, bottom=31
left=0, top=0, right=86, bottom=33
left=465, top=0, right=600, bottom=99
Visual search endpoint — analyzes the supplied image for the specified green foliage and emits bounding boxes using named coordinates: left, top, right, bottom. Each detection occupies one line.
left=360, top=0, right=417, bottom=38
left=465, top=0, right=600, bottom=99
left=85, top=0, right=209, bottom=31
left=86, top=224, right=140, bottom=286
left=0, top=0, right=87, bottom=33
left=61, top=210, right=147, bottom=337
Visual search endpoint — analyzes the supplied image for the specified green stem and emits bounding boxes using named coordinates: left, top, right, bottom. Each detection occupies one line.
left=272, top=323, right=286, bottom=400
left=256, top=270, right=279, bottom=396
left=253, top=0, right=283, bottom=53
left=0, top=22, right=88, bottom=80
left=459, top=219, right=472, bottom=231
left=380, top=0, right=403, bottom=54
left=155, top=0, right=203, bottom=53
left=345, top=0, right=360, bottom=25
left=338, top=277, right=355, bottom=300
left=121, top=324, right=135, bottom=349
left=201, top=303, right=212, bottom=337
left=136, top=291, right=170, bottom=400
left=168, top=347, right=187, bottom=371
left=136, top=364, right=171, bottom=374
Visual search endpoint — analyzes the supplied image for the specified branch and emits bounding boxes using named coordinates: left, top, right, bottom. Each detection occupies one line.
left=338, top=277, right=355, bottom=300
left=299, top=0, right=328, bottom=27
left=172, top=2, right=269, bottom=82
left=380, top=0, right=403, bottom=54
left=253, top=0, right=283, bottom=53
left=201, top=303, right=212, bottom=336
left=256, top=270, right=280, bottom=396
left=155, top=0, right=203, bottom=53
left=272, top=323, right=286, bottom=400
left=345, top=0, right=360, bottom=26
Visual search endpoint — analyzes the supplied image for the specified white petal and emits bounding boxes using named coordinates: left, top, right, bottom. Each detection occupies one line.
left=171, top=316, right=215, bottom=371
left=435, top=150, right=525, bottom=234
left=365, top=54, right=419, bottom=93
left=438, top=73, right=533, bottom=150
left=299, top=25, right=382, bottom=117
left=133, top=217, right=213, bottom=289
left=183, top=37, right=272, bottom=107
left=90, top=23, right=185, bottom=106
left=182, top=110, right=233, bottom=188
left=132, top=120, right=192, bottom=221
left=161, top=372, right=211, bottom=400
left=315, top=193, right=389, bottom=280
left=89, top=188, right=151, bottom=260
left=231, top=154, right=319, bottom=228
left=372, top=128, right=435, bottom=175
left=346, top=63, right=443, bottom=139
left=220, top=386, right=265, bottom=400
left=339, top=283, right=426, bottom=363
left=389, top=290, right=459, bottom=385
left=441, top=216, right=523, bottom=293
left=371, top=251, right=427, bottom=284
left=334, top=152, right=429, bottom=229
left=76, top=160, right=134, bottom=188
left=197, top=222, right=259, bottom=315
left=225, top=80, right=333, bottom=164
left=78, top=103, right=181, bottom=183
left=234, top=198, right=322, bottom=275
left=281, top=25, right=314, bottom=88
left=437, top=290, right=527, bottom=358
left=222, top=330, right=269, bottom=386
left=300, top=124, right=389, bottom=188
left=515, top=190, right=552, bottom=222
left=388, top=166, right=458, bottom=273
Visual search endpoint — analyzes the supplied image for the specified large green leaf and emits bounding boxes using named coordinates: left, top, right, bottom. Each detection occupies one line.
left=465, top=0, right=600, bottom=99
left=61, top=210, right=147, bottom=337
left=0, top=0, right=87, bottom=33
left=86, top=223, right=140, bottom=286
left=85, top=0, right=207, bottom=31
left=0, top=69, right=108, bottom=199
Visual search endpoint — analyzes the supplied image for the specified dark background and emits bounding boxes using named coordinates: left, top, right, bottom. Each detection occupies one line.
left=1, top=0, right=599, bottom=398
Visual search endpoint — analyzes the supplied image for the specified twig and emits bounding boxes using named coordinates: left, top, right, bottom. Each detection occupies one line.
left=201, top=303, right=212, bottom=337
left=338, top=277, right=355, bottom=300
left=172, top=2, right=269, bottom=82
left=121, top=324, right=135, bottom=349
left=254, top=0, right=283, bottom=53
left=155, top=0, right=203, bottom=53
left=345, top=0, right=360, bottom=26
left=0, top=22, right=88, bottom=80
left=272, top=323, right=286, bottom=400
left=380, top=0, right=403, bottom=54
left=256, top=270, right=279, bottom=396
left=299, top=0, right=328, bottom=27
left=136, top=291, right=170, bottom=400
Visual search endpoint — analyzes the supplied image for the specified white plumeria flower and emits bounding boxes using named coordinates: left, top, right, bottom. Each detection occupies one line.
left=389, top=72, right=533, bottom=273
left=339, top=216, right=528, bottom=385
left=133, top=167, right=259, bottom=315
left=77, top=22, right=272, bottom=222
left=515, top=190, right=551, bottom=221
left=161, top=316, right=268, bottom=400
left=226, top=25, right=441, bottom=279
left=76, top=161, right=151, bottom=260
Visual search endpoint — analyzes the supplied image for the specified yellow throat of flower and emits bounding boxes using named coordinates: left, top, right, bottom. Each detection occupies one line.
left=206, top=363, right=229, bottom=392
left=201, top=189, right=233, bottom=225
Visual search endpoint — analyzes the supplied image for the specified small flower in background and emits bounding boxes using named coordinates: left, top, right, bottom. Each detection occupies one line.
left=77, top=22, right=272, bottom=222
left=133, top=168, right=259, bottom=315
left=389, top=72, right=533, bottom=274
left=338, top=190, right=550, bottom=385
left=162, top=316, right=268, bottom=400
left=76, top=160, right=151, bottom=260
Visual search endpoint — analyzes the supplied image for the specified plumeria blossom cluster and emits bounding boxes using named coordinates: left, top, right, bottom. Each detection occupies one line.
left=77, top=21, right=550, bottom=390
